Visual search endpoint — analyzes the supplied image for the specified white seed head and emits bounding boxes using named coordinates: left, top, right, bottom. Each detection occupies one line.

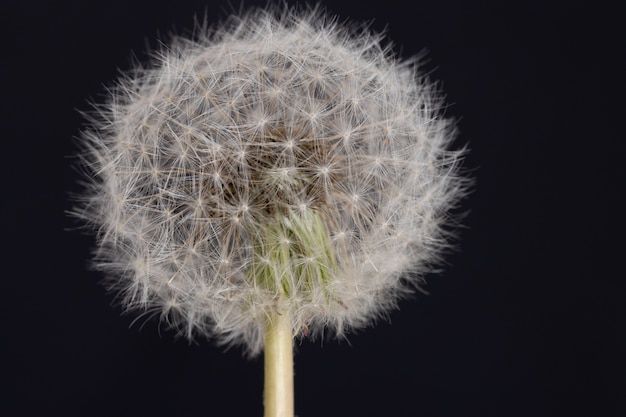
left=74, top=6, right=470, bottom=356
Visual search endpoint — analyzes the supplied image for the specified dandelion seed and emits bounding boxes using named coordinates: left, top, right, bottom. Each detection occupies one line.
left=73, top=4, right=467, bottom=354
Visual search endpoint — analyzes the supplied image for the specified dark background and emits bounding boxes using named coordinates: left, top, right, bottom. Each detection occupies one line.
left=3, top=0, right=622, bottom=416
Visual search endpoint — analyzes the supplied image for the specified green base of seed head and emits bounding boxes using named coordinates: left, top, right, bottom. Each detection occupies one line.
left=248, top=209, right=338, bottom=304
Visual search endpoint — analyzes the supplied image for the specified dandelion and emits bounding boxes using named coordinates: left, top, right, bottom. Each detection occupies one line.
left=73, top=5, right=470, bottom=416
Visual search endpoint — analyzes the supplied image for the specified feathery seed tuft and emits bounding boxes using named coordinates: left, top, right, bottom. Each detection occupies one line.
left=74, top=6, right=470, bottom=356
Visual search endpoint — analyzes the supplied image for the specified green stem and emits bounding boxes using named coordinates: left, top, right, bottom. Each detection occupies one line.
left=263, top=311, right=294, bottom=417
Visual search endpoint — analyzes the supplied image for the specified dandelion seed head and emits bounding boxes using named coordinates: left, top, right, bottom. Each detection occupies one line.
left=73, top=5, right=470, bottom=356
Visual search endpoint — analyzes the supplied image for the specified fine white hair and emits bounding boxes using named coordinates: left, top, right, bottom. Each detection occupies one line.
left=74, top=5, right=470, bottom=356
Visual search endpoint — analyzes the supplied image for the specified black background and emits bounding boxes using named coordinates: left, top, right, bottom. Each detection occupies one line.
left=3, top=0, right=623, bottom=416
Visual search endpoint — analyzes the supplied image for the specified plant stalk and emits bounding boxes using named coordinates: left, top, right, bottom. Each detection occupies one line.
left=263, top=311, right=294, bottom=417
